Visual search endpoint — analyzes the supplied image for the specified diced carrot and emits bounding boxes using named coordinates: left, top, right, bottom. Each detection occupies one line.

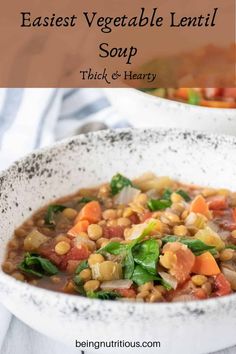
left=68, top=220, right=89, bottom=237
left=192, top=252, right=220, bottom=276
left=175, top=88, right=189, bottom=100
left=190, top=195, right=211, bottom=218
left=77, top=201, right=102, bottom=224
left=232, top=208, right=236, bottom=223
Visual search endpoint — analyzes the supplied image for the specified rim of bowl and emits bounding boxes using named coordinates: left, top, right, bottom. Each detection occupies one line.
left=111, top=88, right=236, bottom=113
left=1, top=127, right=236, bottom=310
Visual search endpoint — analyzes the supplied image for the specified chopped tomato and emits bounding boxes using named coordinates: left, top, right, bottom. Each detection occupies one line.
left=39, top=242, right=62, bottom=266
left=214, top=209, right=236, bottom=231
left=175, top=88, right=189, bottom=100
left=103, top=226, right=125, bottom=239
left=60, top=245, right=90, bottom=270
left=223, top=88, right=236, bottom=98
left=139, top=212, right=152, bottom=223
left=66, top=260, right=80, bottom=273
left=208, top=196, right=228, bottom=210
left=129, top=213, right=141, bottom=224
left=214, top=273, right=231, bottom=297
left=67, top=245, right=90, bottom=261
left=232, top=208, right=236, bottom=223
left=162, top=242, right=195, bottom=284
left=116, top=288, right=136, bottom=298
left=212, top=210, right=227, bottom=217
left=194, top=288, right=208, bottom=300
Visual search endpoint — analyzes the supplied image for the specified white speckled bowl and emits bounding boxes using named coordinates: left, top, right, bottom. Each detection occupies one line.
left=0, top=129, right=236, bottom=354
left=104, top=88, right=236, bottom=135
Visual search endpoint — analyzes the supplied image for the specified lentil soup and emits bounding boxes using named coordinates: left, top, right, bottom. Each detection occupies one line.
left=3, top=172, right=236, bottom=302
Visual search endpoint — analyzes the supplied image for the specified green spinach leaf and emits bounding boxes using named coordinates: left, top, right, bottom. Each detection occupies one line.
left=132, top=265, right=159, bottom=285
left=188, top=89, right=201, bottom=105
left=225, top=244, right=236, bottom=250
left=110, top=173, right=133, bottom=195
left=78, top=197, right=98, bottom=204
left=44, top=205, right=66, bottom=226
left=147, top=199, right=171, bottom=211
left=176, top=189, right=191, bottom=202
left=162, top=188, right=172, bottom=200
left=75, top=260, right=89, bottom=274
left=133, top=239, right=159, bottom=275
left=123, top=248, right=135, bottom=279
left=162, top=235, right=216, bottom=255
left=18, top=253, right=58, bottom=278
left=97, top=242, right=126, bottom=256
left=87, top=290, right=121, bottom=300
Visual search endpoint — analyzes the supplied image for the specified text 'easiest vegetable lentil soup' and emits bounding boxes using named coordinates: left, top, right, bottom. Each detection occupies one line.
left=3, top=172, right=236, bottom=302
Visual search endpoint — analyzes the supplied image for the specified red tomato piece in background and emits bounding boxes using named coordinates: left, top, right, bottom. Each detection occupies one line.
left=208, top=196, right=228, bottom=210
left=214, top=273, right=231, bottom=297
left=103, top=226, right=125, bottom=239
left=139, top=212, right=152, bottom=223
left=116, top=288, right=136, bottom=298
left=223, top=88, right=236, bottom=98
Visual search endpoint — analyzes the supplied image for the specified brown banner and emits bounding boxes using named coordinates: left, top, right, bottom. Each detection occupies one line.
left=0, top=0, right=235, bottom=87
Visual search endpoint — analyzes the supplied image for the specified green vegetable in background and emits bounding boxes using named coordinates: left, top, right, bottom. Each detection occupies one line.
left=98, top=242, right=127, bottom=256
left=44, top=205, right=66, bottom=226
left=162, top=188, right=172, bottom=200
left=162, top=188, right=191, bottom=202
left=110, top=173, right=133, bottom=195
left=147, top=199, right=172, bottom=211
left=162, top=235, right=216, bottom=255
left=188, top=89, right=201, bottom=105
left=78, top=197, right=98, bottom=204
left=175, top=189, right=191, bottom=202
left=225, top=244, right=236, bottom=250
left=87, top=290, right=121, bottom=300
left=75, top=260, right=89, bottom=274
left=18, top=253, right=58, bottom=277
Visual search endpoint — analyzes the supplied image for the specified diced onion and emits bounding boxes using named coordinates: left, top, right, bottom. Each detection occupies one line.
left=159, top=271, right=178, bottom=290
left=100, top=279, right=133, bottom=290
left=128, top=223, right=147, bottom=240
left=146, top=189, right=158, bottom=199
left=218, top=230, right=231, bottom=241
left=185, top=212, right=197, bottom=226
left=207, top=221, right=219, bottom=233
left=115, top=186, right=140, bottom=205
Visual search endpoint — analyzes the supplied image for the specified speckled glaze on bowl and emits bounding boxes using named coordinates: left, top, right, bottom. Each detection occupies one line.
left=0, top=129, right=236, bottom=354
left=104, top=88, right=236, bottom=135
